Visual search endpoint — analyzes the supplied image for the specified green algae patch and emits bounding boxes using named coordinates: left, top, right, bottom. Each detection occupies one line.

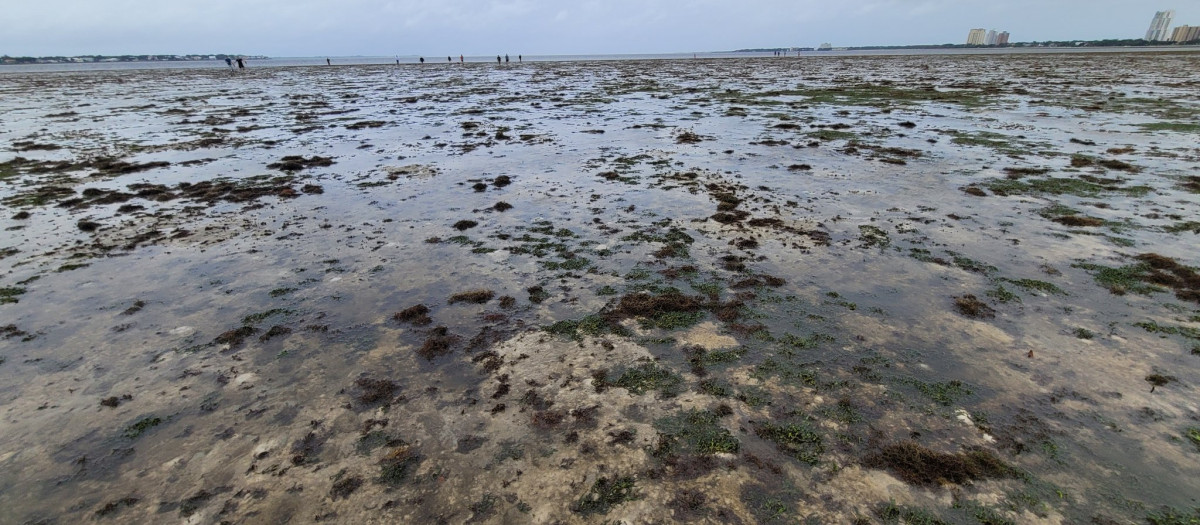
left=1, top=286, right=27, bottom=305
left=573, top=476, right=640, bottom=516
left=1134, top=321, right=1200, bottom=341
left=378, top=442, right=421, bottom=486
left=1145, top=506, right=1200, bottom=525
left=986, top=176, right=1151, bottom=198
left=876, top=501, right=950, bottom=525
left=1001, top=278, right=1066, bottom=296
left=796, top=84, right=991, bottom=108
left=1074, top=253, right=1200, bottom=303
left=599, top=362, right=684, bottom=397
left=754, top=420, right=824, bottom=465
left=124, top=416, right=163, bottom=439
left=544, top=314, right=625, bottom=341
left=900, top=378, right=973, bottom=407
left=242, top=308, right=294, bottom=325
left=653, top=409, right=739, bottom=456
left=1137, top=122, right=1200, bottom=133
left=948, top=130, right=1037, bottom=157
left=1184, top=427, right=1200, bottom=453
left=864, top=441, right=1016, bottom=487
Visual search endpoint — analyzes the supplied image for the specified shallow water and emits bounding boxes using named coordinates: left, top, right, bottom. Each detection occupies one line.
left=2, top=53, right=1199, bottom=524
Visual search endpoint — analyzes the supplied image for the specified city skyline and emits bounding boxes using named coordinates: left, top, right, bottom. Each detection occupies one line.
left=1146, top=10, right=1176, bottom=41
left=1172, top=25, right=1200, bottom=43
left=966, top=28, right=1010, bottom=46
left=1, top=1, right=1198, bottom=57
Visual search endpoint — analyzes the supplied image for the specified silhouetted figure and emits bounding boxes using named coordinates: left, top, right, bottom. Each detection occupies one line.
left=497, top=55, right=501, bottom=64
left=460, top=55, right=464, bottom=63
left=224, top=57, right=232, bottom=69
left=448, top=56, right=452, bottom=62
left=420, top=57, right=425, bottom=63
left=236, top=58, right=245, bottom=69
left=326, top=58, right=331, bottom=65
left=505, top=54, right=509, bottom=63
left=519, top=55, right=522, bottom=62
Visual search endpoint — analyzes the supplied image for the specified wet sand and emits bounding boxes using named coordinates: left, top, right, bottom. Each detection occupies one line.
left=2, top=52, right=1199, bottom=524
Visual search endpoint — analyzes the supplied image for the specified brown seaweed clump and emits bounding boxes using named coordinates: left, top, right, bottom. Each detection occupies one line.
left=213, top=326, right=256, bottom=346
left=329, top=476, right=363, bottom=500
left=267, top=155, right=334, bottom=171
left=1146, top=373, right=1176, bottom=392
left=393, top=304, right=432, bottom=325
left=730, top=275, right=785, bottom=289
left=94, top=497, right=139, bottom=518
left=1180, top=175, right=1200, bottom=193
left=711, top=211, right=750, bottom=224
left=290, top=431, right=325, bottom=465
left=668, top=489, right=708, bottom=520
left=609, top=292, right=704, bottom=320
left=100, top=394, right=131, bottom=408
left=531, top=409, right=566, bottom=429
left=1052, top=215, right=1104, bottom=227
left=353, top=378, right=399, bottom=405
left=954, top=294, right=995, bottom=319
left=448, top=289, right=495, bottom=304
left=1135, top=253, right=1200, bottom=303
left=418, top=326, right=458, bottom=359
left=864, top=442, right=1014, bottom=486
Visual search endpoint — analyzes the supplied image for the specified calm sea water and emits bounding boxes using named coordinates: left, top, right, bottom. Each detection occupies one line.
left=2, top=46, right=1197, bottom=74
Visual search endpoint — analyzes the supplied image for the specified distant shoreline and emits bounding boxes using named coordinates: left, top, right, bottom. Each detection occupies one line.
left=737, top=39, right=1200, bottom=52
left=3, top=46, right=1199, bottom=74
left=5, top=39, right=1200, bottom=66
left=0, top=54, right=267, bottom=65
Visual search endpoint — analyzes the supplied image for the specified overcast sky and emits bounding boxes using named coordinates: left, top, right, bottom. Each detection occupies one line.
left=2, top=0, right=1196, bottom=57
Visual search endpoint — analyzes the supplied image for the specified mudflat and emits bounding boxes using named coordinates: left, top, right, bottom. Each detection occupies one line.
left=1, top=52, right=1199, bottom=524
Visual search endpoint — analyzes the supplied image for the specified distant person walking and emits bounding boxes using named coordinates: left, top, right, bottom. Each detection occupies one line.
left=224, top=57, right=232, bottom=69
left=518, top=55, right=522, bottom=62
left=505, top=54, right=509, bottom=63
left=236, top=57, right=245, bottom=69
left=460, top=55, right=464, bottom=63
left=420, top=57, right=425, bottom=63
left=326, top=58, right=331, bottom=65
left=497, top=55, right=501, bottom=64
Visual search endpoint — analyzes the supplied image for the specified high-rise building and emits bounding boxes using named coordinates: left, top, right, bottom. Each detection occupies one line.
left=985, top=30, right=998, bottom=45
left=996, top=32, right=1011, bottom=46
left=1146, top=10, right=1176, bottom=41
left=967, top=28, right=987, bottom=45
left=1172, top=25, right=1200, bottom=42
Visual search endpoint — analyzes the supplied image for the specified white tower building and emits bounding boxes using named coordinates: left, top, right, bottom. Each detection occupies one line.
left=1146, top=10, right=1176, bottom=41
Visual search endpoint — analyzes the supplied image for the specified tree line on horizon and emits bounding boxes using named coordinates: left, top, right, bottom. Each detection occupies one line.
left=738, top=38, right=1199, bottom=52
left=1, top=54, right=265, bottom=64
